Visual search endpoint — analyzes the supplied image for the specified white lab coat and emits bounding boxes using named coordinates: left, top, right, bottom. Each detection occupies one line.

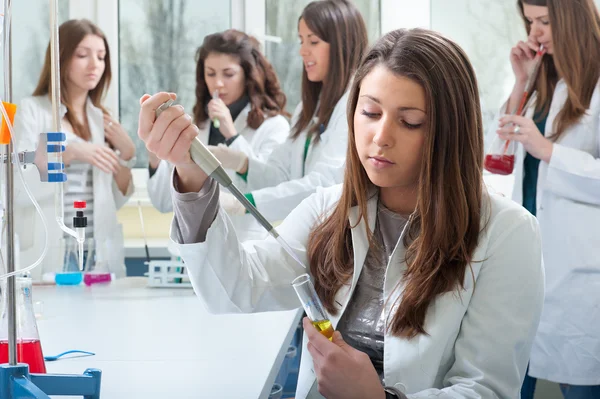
left=233, top=92, right=349, bottom=222
left=13, top=95, right=133, bottom=280
left=491, top=79, right=600, bottom=385
left=173, top=184, right=544, bottom=398
left=147, top=105, right=289, bottom=240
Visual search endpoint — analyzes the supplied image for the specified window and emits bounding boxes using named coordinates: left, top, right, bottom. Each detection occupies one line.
left=118, top=0, right=231, bottom=168
left=2, top=0, right=70, bottom=104
left=265, top=0, right=381, bottom=114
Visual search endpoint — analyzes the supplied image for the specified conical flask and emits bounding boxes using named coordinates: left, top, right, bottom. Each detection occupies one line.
left=484, top=45, right=546, bottom=175
left=484, top=138, right=517, bottom=175
left=0, top=275, right=47, bottom=373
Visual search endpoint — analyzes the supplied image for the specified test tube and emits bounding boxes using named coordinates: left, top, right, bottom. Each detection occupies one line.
left=212, top=90, right=220, bottom=129
left=292, top=273, right=334, bottom=340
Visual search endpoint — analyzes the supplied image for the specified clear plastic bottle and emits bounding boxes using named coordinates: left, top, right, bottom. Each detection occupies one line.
left=0, top=275, right=47, bottom=373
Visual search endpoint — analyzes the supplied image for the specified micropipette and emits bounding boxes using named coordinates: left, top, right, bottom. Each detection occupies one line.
left=212, top=90, right=220, bottom=129
left=154, top=100, right=306, bottom=269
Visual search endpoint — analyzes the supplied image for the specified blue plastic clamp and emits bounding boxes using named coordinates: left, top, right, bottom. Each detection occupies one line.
left=46, top=132, right=66, bottom=142
left=47, top=163, right=64, bottom=171
left=48, top=173, right=67, bottom=183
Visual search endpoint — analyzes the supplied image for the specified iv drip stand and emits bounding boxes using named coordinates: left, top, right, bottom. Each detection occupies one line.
left=0, top=0, right=101, bottom=397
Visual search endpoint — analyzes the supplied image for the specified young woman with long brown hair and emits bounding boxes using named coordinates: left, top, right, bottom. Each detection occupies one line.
left=147, top=29, right=289, bottom=240
left=490, top=1, right=600, bottom=397
left=203, top=0, right=368, bottom=225
left=15, top=19, right=134, bottom=280
left=138, top=28, right=544, bottom=399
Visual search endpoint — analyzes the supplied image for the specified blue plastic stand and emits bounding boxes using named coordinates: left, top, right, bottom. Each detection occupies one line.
left=0, top=363, right=101, bottom=399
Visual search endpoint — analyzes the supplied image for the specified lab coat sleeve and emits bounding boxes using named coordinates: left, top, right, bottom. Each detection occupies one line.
left=147, top=160, right=174, bottom=213
left=111, top=171, right=134, bottom=210
left=13, top=98, right=55, bottom=207
left=242, top=102, right=303, bottom=190
left=406, top=210, right=544, bottom=399
left=228, top=115, right=290, bottom=191
left=248, top=106, right=347, bottom=221
left=544, top=123, right=600, bottom=205
left=229, top=115, right=289, bottom=162
left=172, top=187, right=330, bottom=314
left=244, top=135, right=294, bottom=190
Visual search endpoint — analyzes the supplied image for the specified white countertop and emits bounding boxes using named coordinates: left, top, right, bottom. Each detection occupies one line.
left=33, top=277, right=302, bottom=399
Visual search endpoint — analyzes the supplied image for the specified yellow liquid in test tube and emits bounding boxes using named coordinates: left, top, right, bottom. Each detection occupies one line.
left=312, top=319, right=334, bottom=341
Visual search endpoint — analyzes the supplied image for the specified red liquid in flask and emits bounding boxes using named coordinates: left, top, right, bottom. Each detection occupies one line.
left=484, top=154, right=515, bottom=175
left=0, top=339, right=47, bottom=373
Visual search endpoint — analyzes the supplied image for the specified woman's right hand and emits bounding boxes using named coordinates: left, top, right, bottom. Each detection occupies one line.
left=510, top=37, right=541, bottom=84
left=138, top=92, right=207, bottom=193
left=65, top=141, right=121, bottom=174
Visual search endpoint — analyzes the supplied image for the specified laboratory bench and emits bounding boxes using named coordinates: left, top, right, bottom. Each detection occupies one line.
left=33, top=277, right=302, bottom=398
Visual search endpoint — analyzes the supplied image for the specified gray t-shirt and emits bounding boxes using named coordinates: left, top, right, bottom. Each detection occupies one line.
left=335, top=202, right=408, bottom=381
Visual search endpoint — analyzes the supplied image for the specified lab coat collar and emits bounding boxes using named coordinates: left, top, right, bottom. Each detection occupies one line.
left=39, top=94, right=102, bottom=121
left=233, top=104, right=251, bottom=136
left=330, top=188, right=378, bottom=326
left=39, top=95, right=105, bottom=146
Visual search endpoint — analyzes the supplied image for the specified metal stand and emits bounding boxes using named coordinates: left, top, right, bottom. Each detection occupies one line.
left=0, top=365, right=102, bottom=399
left=0, top=0, right=102, bottom=397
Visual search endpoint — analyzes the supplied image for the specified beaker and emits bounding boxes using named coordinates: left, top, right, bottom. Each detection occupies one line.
left=55, top=237, right=82, bottom=285
left=292, top=273, right=334, bottom=340
left=83, top=238, right=111, bottom=286
left=484, top=138, right=517, bottom=175
left=484, top=45, right=546, bottom=175
left=0, top=275, right=47, bottom=373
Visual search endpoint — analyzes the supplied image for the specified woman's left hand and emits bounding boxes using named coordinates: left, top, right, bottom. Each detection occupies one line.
left=497, top=115, right=554, bottom=163
left=104, top=114, right=136, bottom=161
left=303, top=317, right=385, bottom=399
left=207, top=98, right=237, bottom=139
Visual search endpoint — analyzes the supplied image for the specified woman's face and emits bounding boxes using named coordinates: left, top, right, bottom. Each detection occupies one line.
left=523, top=4, right=553, bottom=54
left=67, top=34, right=106, bottom=92
left=298, top=18, right=331, bottom=83
left=354, top=65, right=427, bottom=193
left=204, top=52, right=246, bottom=105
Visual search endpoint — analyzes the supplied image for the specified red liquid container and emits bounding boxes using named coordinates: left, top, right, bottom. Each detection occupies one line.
left=484, top=154, right=515, bottom=175
left=0, top=339, right=46, bottom=373
left=484, top=46, right=546, bottom=175
left=0, top=276, right=47, bottom=373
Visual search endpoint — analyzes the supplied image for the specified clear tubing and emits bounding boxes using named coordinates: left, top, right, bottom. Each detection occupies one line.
left=0, top=100, right=50, bottom=280
left=48, top=0, right=83, bottom=270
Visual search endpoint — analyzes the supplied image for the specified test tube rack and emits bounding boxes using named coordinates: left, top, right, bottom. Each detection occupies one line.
left=147, top=260, right=192, bottom=288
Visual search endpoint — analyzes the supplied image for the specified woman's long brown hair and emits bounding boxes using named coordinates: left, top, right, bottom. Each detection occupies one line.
left=193, top=29, right=288, bottom=129
left=519, top=0, right=600, bottom=139
left=291, top=0, right=368, bottom=140
left=307, top=29, right=485, bottom=338
left=33, top=19, right=111, bottom=141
